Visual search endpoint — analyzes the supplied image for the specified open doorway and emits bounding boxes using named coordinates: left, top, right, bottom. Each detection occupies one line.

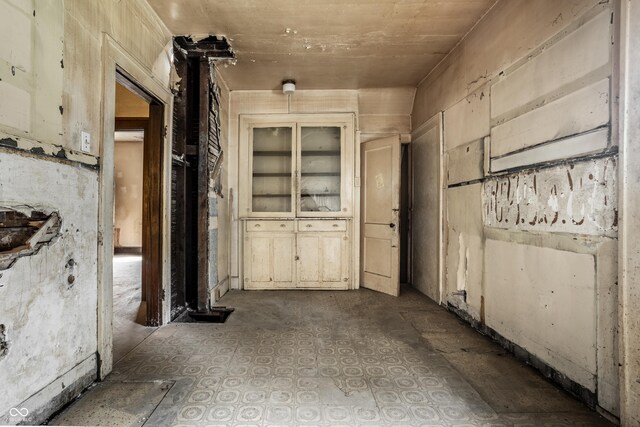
left=112, top=81, right=152, bottom=362
left=111, top=74, right=164, bottom=362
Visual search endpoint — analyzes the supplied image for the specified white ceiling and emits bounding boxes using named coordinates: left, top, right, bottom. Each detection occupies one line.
left=149, top=0, right=497, bottom=90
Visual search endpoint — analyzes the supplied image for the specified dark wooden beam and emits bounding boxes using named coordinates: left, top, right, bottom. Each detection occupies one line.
left=197, top=58, right=210, bottom=312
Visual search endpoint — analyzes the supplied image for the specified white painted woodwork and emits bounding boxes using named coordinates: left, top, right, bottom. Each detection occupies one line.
left=491, top=78, right=610, bottom=158
left=491, top=128, right=609, bottom=173
left=246, top=220, right=294, bottom=232
left=297, top=228, right=349, bottom=289
left=239, top=114, right=355, bottom=290
left=446, top=138, right=484, bottom=186
left=485, top=239, right=597, bottom=390
left=298, top=219, right=347, bottom=232
left=239, top=114, right=354, bottom=219
left=411, top=114, right=444, bottom=303
left=360, top=135, right=400, bottom=296
left=244, top=229, right=296, bottom=289
left=243, top=219, right=350, bottom=290
left=491, top=10, right=612, bottom=121
left=443, top=84, right=490, bottom=151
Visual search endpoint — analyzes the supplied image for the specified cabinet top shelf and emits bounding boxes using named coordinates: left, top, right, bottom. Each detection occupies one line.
left=301, top=150, right=340, bottom=156
left=253, top=194, right=291, bottom=198
left=253, top=151, right=292, bottom=156
left=253, top=172, right=291, bottom=177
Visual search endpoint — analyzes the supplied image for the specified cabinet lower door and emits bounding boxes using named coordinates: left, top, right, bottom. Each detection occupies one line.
left=244, top=233, right=295, bottom=289
left=297, top=233, right=349, bottom=289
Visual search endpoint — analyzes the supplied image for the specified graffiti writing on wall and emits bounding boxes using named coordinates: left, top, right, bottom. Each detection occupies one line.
left=483, top=157, right=617, bottom=237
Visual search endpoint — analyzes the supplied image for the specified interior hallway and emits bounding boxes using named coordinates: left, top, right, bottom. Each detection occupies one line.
left=51, top=288, right=611, bottom=426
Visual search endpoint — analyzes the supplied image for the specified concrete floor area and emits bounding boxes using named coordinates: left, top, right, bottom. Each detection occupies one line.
left=51, top=287, right=612, bottom=426
left=112, top=255, right=156, bottom=363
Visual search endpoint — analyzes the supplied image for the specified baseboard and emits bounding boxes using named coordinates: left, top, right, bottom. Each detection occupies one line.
left=209, top=277, right=231, bottom=307
left=446, top=303, right=598, bottom=409
left=0, top=354, right=97, bottom=425
left=114, top=246, right=142, bottom=254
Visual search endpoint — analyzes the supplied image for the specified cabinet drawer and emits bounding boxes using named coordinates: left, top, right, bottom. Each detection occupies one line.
left=245, top=220, right=294, bottom=232
left=298, top=220, right=347, bottom=232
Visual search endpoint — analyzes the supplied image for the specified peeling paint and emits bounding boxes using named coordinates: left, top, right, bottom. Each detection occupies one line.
left=483, top=157, right=617, bottom=237
left=0, top=324, right=7, bottom=360
left=0, top=138, right=18, bottom=148
left=0, top=131, right=98, bottom=169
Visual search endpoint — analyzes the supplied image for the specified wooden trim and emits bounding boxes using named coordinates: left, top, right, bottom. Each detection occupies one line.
left=98, top=33, right=173, bottom=379
left=114, top=247, right=142, bottom=255
left=115, top=118, right=148, bottom=130
left=143, top=103, right=165, bottom=326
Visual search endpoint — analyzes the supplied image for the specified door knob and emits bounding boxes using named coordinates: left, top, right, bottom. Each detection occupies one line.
left=389, top=223, right=396, bottom=228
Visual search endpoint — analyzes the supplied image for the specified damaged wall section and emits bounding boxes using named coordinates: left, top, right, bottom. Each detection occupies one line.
left=0, top=207, right=61, bottom=270
left=0, top=0, right=173, bottom=424
left=412, top=0, right=619, bottom=416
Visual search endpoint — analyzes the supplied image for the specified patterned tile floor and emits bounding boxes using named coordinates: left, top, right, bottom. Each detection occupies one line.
left=54, top=287, right=613, bottom=426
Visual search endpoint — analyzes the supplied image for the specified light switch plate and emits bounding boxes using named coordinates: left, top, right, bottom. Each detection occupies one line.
left=81, top=131, right=91, bottom=152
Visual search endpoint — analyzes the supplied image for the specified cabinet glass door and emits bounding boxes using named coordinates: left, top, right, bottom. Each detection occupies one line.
left=251, top=126, right=293, bottom=213
left=298, top=126, right=342, bottom=213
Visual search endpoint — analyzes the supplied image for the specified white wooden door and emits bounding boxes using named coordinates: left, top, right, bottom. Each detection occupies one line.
left=360, top=135, right=401, bottom=296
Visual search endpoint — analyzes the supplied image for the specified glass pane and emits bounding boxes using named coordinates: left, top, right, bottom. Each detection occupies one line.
left=252, top=127, right=292, bottom=213
left=300, top=127, right=341, bottom=212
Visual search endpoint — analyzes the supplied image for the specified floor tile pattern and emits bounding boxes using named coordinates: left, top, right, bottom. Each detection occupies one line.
left=56, top=288, right=612, bottom=426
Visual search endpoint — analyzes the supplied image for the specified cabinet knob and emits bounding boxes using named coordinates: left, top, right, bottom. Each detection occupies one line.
left=255, top=224, right=261, bottom=228
left=306, top=224, right=312, bottom=228
left=280, top=223, right=286, bottom=227
left=332, top=223, right=339, bottom=227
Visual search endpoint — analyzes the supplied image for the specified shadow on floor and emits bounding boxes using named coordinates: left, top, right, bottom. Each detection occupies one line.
left=112, top=255, right=156, bottom=363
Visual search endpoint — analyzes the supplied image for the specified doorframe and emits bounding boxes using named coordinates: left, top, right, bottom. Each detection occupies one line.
left=410, top=113, right=445, bottom=304
left=97, top=34, right=173, bottom=379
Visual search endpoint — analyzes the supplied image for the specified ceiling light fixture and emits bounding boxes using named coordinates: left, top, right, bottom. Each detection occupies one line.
left=282, top=79, right=296, bottom=95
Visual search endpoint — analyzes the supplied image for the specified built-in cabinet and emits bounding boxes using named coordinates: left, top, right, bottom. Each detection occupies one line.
left=239, top=114, right=355, bottom=290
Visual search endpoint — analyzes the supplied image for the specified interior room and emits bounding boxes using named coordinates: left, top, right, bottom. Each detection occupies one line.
left=0, top=0, right=639, bottom=426
left=112, top=82, right=156, bottom=363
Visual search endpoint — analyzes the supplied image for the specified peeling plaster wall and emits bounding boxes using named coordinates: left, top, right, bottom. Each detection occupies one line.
left=0, top=153, right=98, bottom=423
left=412, top=0, right=619, bottom=415
left=226, top=88, right=414, bottom=290
left=0, top=0, right=172, bottom=423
